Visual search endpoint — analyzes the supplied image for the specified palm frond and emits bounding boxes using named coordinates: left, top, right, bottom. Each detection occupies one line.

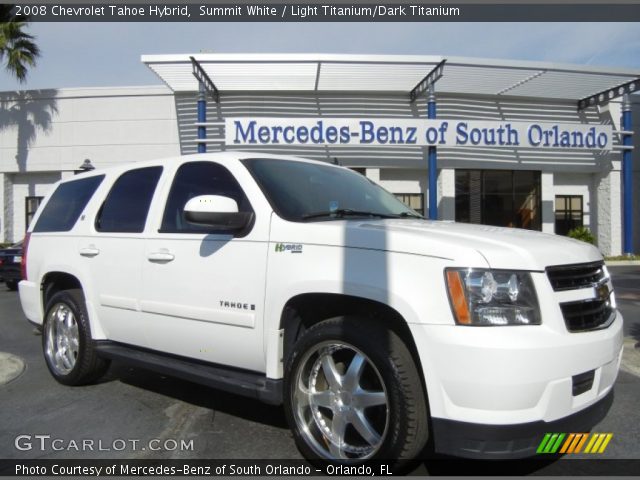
left=0, top=4, right=40, bottom=82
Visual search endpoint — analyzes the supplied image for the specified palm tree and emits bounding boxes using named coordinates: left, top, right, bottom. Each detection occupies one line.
left=0, top=4, right=40, bottom=83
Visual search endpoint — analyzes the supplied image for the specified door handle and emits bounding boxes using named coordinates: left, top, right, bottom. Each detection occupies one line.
left=147, top=251, right=175, bottom=263
left=79, top=246, right=100, bottom=257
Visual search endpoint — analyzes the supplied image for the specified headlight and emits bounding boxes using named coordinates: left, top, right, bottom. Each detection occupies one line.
left=445, top=268, right=541, bottom=326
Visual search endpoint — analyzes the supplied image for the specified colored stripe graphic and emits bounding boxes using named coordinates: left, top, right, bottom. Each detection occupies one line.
left=537, top=433, right=612, bottom=454
left=537, top=433, right=565, bottom=453
left=537, top=433, right=552, bottom=454
left=584, top=433, right=599, bottom=453
left=559, top=433, right=576, bottom=454
left=544, top=433, right=559, bottom=453
left=573, top=433, right=589, bottom=453
left=562, top=433, right=587, bottom=454
left=550, top=433, right=565, bottom=453
left=597, top=433, right=613, bottom=453
left=584, top=433, right=604, bottom=453
left=585, top=433, right=614, bottom=454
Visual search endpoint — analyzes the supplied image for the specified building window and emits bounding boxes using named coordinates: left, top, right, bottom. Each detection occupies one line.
left=350, top=168, right=366, bottom=175
left=25, top=196, right=43, bottom=231
left=555, top=195, right=583, bottom=236
left=394, top=193, right=424, bottom=216
left=455, top=170, right=541, bottom=231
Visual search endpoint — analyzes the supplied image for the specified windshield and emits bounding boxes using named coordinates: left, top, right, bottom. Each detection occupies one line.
left=242, top=158, right=421, bottom=222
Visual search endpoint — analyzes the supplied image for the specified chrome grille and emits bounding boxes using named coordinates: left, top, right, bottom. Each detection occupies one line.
left=546, top=261, right=605, bottom=292
left=547, top=261, right=615, bottom=333
left=559, top=298, right=615, bottom=332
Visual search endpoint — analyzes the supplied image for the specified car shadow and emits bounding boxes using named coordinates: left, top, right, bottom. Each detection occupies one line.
left=629, top=323, right=640, bottom=346
left=99, top=361, right=289, bottom=430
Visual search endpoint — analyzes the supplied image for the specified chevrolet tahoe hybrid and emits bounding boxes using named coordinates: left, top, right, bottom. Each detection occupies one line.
left=19, top=153, right=623, bottom=463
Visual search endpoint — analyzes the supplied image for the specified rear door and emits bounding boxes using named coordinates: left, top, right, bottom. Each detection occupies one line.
left=84, top=166, right=164, bottom=345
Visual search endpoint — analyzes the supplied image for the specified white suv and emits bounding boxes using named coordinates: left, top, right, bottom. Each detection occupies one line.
left=19, top=152, right=623, bottom=463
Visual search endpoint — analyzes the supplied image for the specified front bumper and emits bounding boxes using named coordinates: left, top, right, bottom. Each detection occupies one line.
left=431, top=389, right=614, bottom=459
left=409, top=311, right=623, bottom=458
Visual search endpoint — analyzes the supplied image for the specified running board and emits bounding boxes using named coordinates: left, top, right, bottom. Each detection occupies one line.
left=94, top=342, right=282, bottom=405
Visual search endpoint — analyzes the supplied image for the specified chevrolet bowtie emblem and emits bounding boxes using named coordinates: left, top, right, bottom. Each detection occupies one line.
left=596, top=283, right=610, bottom=301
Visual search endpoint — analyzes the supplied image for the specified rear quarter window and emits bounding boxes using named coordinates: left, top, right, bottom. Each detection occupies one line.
left=33, top=175, right=105, bottom=233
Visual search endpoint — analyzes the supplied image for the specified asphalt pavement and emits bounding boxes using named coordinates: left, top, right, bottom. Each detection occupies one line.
left=0, top=266, right=638, bottom=474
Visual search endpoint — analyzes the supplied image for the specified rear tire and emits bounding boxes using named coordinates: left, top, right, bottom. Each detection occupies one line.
left=42, top=289, right=110, bottom=385
left=5, top=280, right=18, bottom=291
left=284, top=316, right=428, bottom=464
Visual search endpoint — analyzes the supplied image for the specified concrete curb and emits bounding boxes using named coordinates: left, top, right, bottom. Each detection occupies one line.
left=0, top=352, right=25, bottom=386
left=605, top=260, right=640, bottom=266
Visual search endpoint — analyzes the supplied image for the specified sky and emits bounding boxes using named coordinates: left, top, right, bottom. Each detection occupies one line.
left=1, top=22, right=640, bottom=91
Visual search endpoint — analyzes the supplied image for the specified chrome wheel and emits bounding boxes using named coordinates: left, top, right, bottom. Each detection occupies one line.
left=44, top=303, right=80, bottom=376
left=293, top=341, right=389, bottom=460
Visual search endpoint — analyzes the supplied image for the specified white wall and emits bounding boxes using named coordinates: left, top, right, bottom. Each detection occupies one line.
left=438, top=168, right=455, bottom=221
left=9, top=172, right=61, bottom=240
left=541, top=172, right=555, bottom=234
left=0, top=85, right=183, bottom=242
left=377, top=168, right=426, bottom=194
left=0, top=86, right=181, bottom=174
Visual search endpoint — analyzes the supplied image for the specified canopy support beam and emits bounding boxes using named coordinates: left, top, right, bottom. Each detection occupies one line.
left=410, top=59, right=446, bottom=102
left=622, top=94, right=634, bottom=255
left=578, top=78, right=638, bottom=110
left=190, top=56, right=220, bottom=153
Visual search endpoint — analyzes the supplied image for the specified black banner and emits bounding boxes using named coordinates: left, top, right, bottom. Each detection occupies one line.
left=9, top=3, right=640, bottom=22
left=2, top=459, right=640, bottom=476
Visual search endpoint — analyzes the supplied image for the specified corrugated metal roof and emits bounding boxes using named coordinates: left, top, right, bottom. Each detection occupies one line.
left=142, top=53, right=640, bottom=101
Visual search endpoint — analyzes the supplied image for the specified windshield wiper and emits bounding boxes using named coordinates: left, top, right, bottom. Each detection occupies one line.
left=395, top=212, right=424, bottom=219
left=302, top=209, right=399, bottom=220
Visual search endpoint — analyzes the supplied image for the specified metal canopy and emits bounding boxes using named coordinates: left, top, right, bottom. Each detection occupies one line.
left=142, top=53, right=640, bottom=103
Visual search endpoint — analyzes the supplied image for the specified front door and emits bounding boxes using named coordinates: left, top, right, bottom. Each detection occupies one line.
left=139, top=161, right=268, bottom=372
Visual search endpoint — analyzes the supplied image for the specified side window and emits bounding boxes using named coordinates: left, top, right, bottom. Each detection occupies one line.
left=160, top=161, right=252, bottom=233
left=96, top=167, right=163, bottom=233
left=33, top=175, right=105, bottom=233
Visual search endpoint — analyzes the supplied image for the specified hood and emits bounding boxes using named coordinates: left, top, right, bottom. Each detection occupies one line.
left=271, top=218, right=602, bottom=271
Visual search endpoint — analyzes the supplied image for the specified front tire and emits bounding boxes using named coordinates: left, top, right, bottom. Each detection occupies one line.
left=42, top=289, right=110, bottom=385
left=284, top=316, right=428, bottom=464
left=5, top=280, right=18, bottom=291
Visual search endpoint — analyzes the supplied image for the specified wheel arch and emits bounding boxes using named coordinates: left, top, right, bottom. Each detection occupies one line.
left=41, top=271, right=83, bottom=311
left=39, top=270, right=106, bottom=339
left=279, top=292, right=428, bottom=404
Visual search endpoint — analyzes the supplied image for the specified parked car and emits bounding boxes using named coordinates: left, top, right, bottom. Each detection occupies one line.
left=18, top=153, right=622, bottom=464
left=0, top=241, right=22, bottom=291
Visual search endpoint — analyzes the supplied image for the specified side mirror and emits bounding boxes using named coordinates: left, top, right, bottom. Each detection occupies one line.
left=184, top=195, right=252, bottom=231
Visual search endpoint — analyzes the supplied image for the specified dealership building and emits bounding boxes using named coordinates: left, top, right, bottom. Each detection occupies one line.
left=0, top=54, right=638, bottom=255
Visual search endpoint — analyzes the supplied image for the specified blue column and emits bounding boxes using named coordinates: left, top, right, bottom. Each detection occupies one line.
left=427, top=86, right=437, bottom=220
left=622, top=94, right=633, bottom=255
left=197, top=81, right=206, bottom=153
